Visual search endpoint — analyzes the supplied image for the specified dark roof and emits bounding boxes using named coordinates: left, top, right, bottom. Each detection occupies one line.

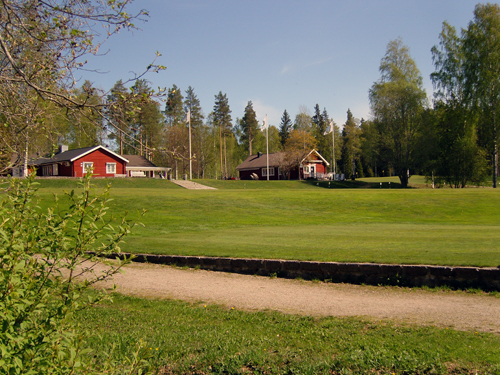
left=31, top=146, right=128, bottom=166
left=122, top=155, right=158, bottom=168
left=30, top=157, right=53, bottom=166
left=236, top=152, right=284, bottom=170
left=10, top=152, right=44, bottom=165
left=236, top=150, right=330, bottom=171
left=37, top=146, right=95, bottom=164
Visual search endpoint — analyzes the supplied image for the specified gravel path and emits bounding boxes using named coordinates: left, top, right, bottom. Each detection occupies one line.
left=97, top=262, right=500, bottom=334
left=170, top=180, right=217, bottom=189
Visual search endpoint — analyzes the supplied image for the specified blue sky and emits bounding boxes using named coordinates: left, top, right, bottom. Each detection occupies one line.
left=81, top=0, right=490, bottom=128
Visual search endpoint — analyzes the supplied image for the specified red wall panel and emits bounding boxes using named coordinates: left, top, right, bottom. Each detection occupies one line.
left=72, top=149, right=126, bottom=178
left=316, top=163, right=326, bottom=174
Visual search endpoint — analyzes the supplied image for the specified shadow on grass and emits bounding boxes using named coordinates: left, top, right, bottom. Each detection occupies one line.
left=195, top=179, right=407, bottom=190
left=24, top=177, right=413, bottom=191
left=303, top=179, right=405, bottom=189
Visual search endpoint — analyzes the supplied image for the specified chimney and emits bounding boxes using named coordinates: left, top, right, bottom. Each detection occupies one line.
left=257, top=152, right=262, bottom=158
left=58, top=145, right=68, bottom=154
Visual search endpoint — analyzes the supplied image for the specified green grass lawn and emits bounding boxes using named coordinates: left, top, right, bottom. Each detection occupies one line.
left=79, top=292, right=500, bottom=374
left=24, top=177, right=500, bottom=373
left=31, top=176, right=500, bottom=267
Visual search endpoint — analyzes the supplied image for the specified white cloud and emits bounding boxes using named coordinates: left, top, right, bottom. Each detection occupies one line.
left=251, top=99, right=282, bottom=126
left=280, top=64, right=293, bottom=75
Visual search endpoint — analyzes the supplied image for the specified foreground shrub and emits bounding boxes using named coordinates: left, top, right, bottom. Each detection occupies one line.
left=0, top=175, right=147, bottom=374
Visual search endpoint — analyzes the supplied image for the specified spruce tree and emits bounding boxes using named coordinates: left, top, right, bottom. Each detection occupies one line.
left=312, top=104, right=330, bottom=157
left=241, top=101, right=259, bottom=155
left=340, top=109, right=362, bottom=179
left=184, top=86, right=204, bottom=130
left=164, top=84, right=184, bottom=127
left=279, top=109, right=292, bottom=148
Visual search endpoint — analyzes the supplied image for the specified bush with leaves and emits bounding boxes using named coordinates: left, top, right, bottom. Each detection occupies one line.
left=0, top=174, right=149, bottom=374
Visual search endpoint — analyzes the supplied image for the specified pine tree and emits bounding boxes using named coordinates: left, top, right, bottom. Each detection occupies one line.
left=164, top=84, right=184, bottom=127
left=163, top=85, right=187, bottom=177
left=241, top=101, right=260, bottom=155
left=340, top=109, right=362, bottom=179
left=184, top=87, right=204, bottom=129
left=279, top=109, right=292, bottom=148
left=105, top=79, right=164, bottom=158
left=313, top=105, right=330, bottom=156
left=184, top=86, right=205, bottom=177
left=106, top=80, right=133, bottom=154
left=213, top=92, right=232, bottom=179
left=130, top=79, right=164, bottom=160
left=360, top=119, right=380, bottom=177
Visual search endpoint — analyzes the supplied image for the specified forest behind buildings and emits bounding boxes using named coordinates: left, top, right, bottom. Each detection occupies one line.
left=2, top=2, right=500, bottom=188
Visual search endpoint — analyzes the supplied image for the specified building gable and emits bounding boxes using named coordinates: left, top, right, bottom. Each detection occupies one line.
left=31, top=146, right=128, bottom=178
left=236, top=149, right=329, bottom=180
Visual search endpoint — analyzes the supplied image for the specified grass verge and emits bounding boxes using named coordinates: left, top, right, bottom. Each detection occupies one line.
left=80, top=292, right=500, bottom=374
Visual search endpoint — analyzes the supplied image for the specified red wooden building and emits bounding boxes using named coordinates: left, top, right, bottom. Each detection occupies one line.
left=236, top=149, right=330, bottom=180
left=31, top=145, right=129, bottom=178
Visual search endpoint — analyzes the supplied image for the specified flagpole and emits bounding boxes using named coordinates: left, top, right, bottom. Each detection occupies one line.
left=188, top=110, right=192, bottom=180
left=266, top=115, right=269, bottom=181
left=331, top=120, right=336, bottom=176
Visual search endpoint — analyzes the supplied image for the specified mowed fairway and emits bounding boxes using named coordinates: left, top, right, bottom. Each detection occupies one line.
left=35, top=179, right=500, bottom=267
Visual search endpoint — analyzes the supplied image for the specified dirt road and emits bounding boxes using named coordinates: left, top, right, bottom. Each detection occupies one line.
left=98, top=262, right=500, bottom=334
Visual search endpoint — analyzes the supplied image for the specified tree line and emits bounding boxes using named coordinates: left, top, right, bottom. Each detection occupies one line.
left=367, top=3, right=500, bottom=188
left=1, top=2, right=499, bottom=188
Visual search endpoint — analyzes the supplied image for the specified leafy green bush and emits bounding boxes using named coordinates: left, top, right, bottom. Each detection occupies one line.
left=0, top=175, right=147, bottom=374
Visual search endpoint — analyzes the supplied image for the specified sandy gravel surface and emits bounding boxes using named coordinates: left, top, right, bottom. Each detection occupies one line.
left=96, top=262, right=500, bottom=334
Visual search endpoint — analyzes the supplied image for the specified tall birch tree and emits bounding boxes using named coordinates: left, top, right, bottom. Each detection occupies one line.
left=369, top=38, right=427, bottom=188
left=463, top=3, right=500, bottom=188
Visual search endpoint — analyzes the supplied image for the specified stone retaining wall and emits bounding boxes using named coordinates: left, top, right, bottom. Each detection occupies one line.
left=104, top=253, right=500, bottom=291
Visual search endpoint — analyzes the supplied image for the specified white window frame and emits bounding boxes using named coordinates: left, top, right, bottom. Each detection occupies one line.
left=82, top=162, right=93, bottom=174
left=52, top=163, right=58, bottom=176
left=106, top=162, right=116, bottom=174
left=261, top=167, right=275, bottom=177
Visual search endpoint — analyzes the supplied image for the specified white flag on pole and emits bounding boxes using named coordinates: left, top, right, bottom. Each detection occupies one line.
left=186, top=109, right=191, bottom=123
left=324, top=120, right=334, bottom=135
left=261, top=115, right=268, bottom=130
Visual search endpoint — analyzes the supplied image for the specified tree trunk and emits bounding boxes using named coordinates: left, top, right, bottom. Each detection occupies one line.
left=493, top=112, right=498, bottom=188
left=219, top=124, right=223, bottom=180
left=493, top=141, right=498, bottom=188
left=399, top=173, right=409, bottom=188
left=120, top=129, right=123, bottom=155
left=224, top=136, right=227, bottom=179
